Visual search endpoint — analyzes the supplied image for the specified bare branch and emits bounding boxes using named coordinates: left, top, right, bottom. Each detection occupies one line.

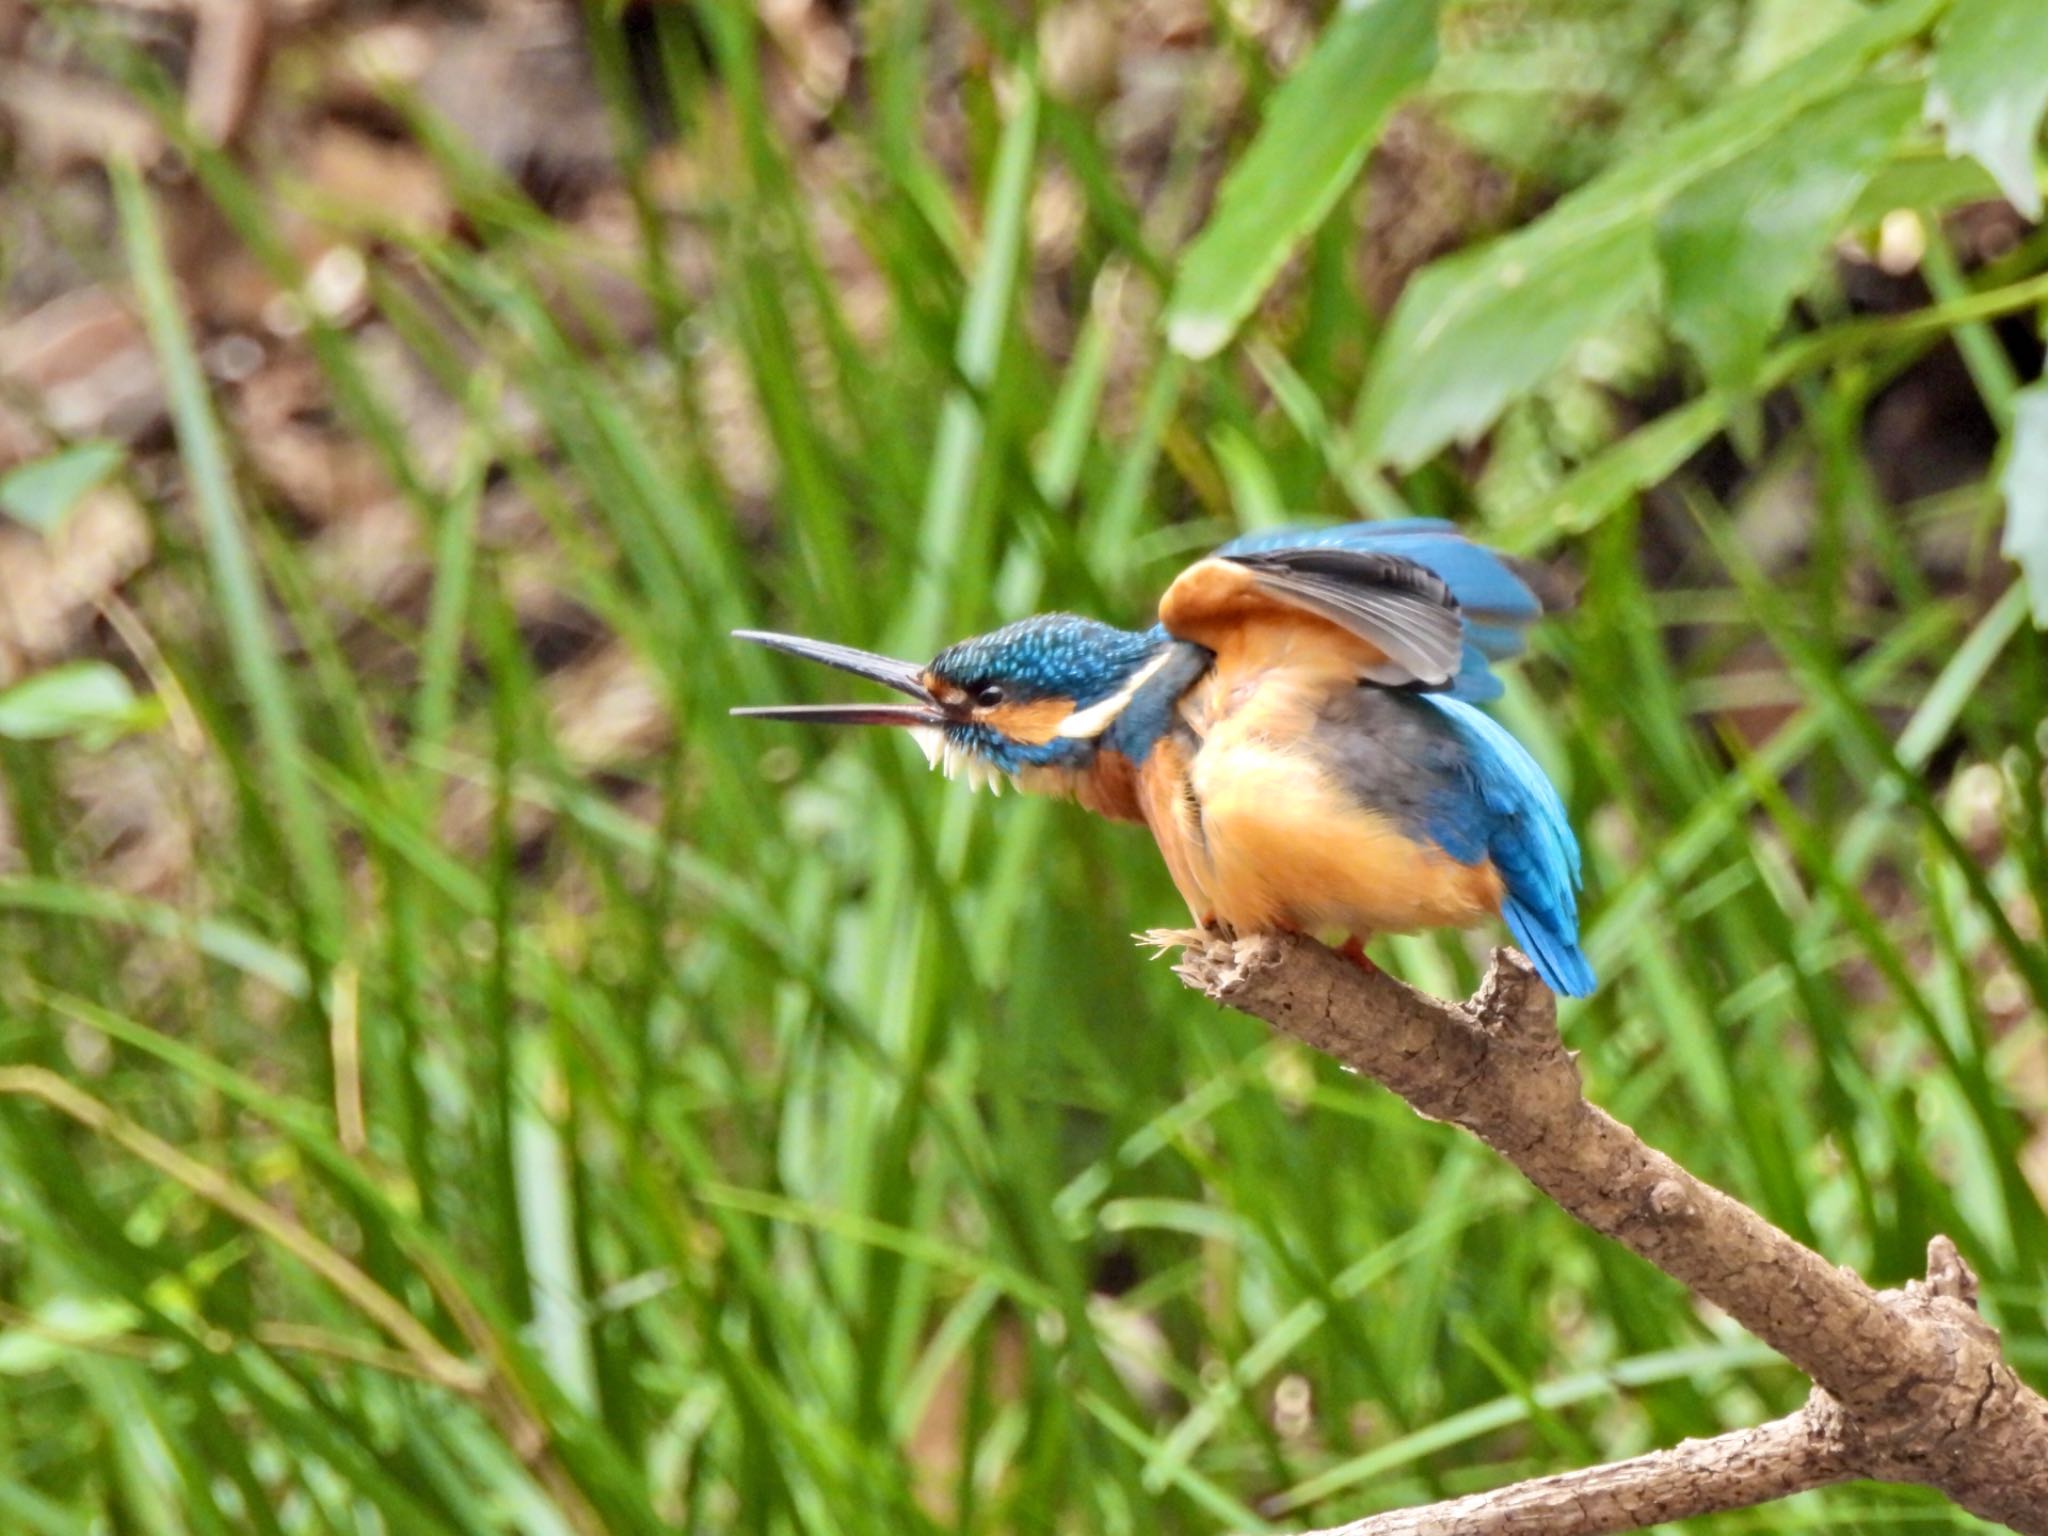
left=1168, top=933, right=2048, bottom=1535
left=1309, top=1404, right=1849, bottom=1536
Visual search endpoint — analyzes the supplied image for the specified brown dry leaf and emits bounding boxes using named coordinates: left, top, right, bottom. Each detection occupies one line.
left=547, top=643, right=668, bottom=769
left=760, top=0, right=852, bottom=126
left=0, top=288, right=166, bottom=446
left=1040, top=1, right=1119, bottom=107
left=64, top=741, right=199, bottom=898
left=305, top=124, right=454, bottom=237
left=348, top=321, right=489, bottom=487
left=0, top=62, right=164, bottom=171
left=906, top=1311, right=1028, bottom=1522
left=0, top=487, right=152, bottom=684
left=1360, top=108, right=1518, bottom=312
left=304, top=495, right=427, bottom=620
left=233, top=353, right=393, bottom=523
left=415, top=3, right=615, bottom=195
left=184, top=0, right=267, bottom=146
left=696, top=334, right=779, bottom=510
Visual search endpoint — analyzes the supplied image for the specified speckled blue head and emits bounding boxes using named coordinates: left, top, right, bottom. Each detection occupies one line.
left=925, top=614, right=1170, bottom=774
left=930, top=615, right=1160, bottom=705
left=731, top=616, right=1197, bottom=785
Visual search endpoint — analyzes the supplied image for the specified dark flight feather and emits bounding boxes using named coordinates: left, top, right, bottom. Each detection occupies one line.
left=1220, top=547, right=1466, bottom=688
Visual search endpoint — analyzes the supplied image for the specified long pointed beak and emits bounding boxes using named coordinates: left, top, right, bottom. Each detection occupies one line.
left=730, top=630, right=944, bottom=726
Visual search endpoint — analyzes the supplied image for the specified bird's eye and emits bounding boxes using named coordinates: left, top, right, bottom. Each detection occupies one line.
left=974, top=685, right=1005, bottom=709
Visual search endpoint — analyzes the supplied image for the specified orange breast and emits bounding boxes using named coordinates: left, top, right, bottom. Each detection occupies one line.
left=1018, top=751, right=1148, bottom=823
left=1134, top=616, right=1503, bottom=938
left=1136, top=732, right=1214, bottom=917
left=1185, top=732, right=1503, bottom=935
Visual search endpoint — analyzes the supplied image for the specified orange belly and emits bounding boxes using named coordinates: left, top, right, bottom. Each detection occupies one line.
left=1135, top=622, right=1503, bottom=937
left=1140, top=734, right=1502, bottom=936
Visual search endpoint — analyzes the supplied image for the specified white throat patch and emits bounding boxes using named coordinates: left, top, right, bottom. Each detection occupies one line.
left=908, top=726, right=1011, bottom=794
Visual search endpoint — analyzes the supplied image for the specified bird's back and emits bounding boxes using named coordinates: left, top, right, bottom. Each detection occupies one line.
left=1139, top=627, right=1510, bottom=938
left=1205, top=519, right=1556, bottom=701
left=1131, top=521, right=1593, bottom=995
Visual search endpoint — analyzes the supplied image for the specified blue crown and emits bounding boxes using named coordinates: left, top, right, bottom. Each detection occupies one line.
left=931, top=614, right=1163, bottom=705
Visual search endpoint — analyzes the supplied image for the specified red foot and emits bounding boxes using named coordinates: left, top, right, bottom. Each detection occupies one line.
left=1336, top=935, right=1379, bottom=973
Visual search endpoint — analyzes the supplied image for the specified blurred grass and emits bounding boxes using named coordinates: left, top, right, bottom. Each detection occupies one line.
left=0, top=2, right=2044, bottom=1533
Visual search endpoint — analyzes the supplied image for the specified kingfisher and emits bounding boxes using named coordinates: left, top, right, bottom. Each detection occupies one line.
left=733, top=520, right=1594, bottom=996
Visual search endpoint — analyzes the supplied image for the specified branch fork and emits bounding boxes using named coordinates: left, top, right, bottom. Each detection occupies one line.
left=1164, top=932, right=2048, bottom=1535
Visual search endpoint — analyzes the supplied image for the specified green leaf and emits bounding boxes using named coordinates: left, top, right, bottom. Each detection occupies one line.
left=113, top=158, right=349, bottom=940
left=1660, top=83, right=1918, bottom=394
left=0, top=1297, right=146, bottom=1376
left=1734, top=0, right=1866, bottom=82
left=0, top=441, right=125, bottom=534
left=1350, top=0, right=1950, bottom=469
left=1927, top=0, right=2048, bottom=219
left=1847, top=149, right=2003, bottom=226
left=1163, top=0, right=1438, bottom=360
left=0, top=663, right=160, bottom=747
left=1208, top=424, right=1287, bottom=530
left=2001, top=382, right=2048, bottom=624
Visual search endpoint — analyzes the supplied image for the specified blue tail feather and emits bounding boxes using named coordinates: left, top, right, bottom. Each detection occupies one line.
left=1418, top=695, right=1595, bottom=998
left=1460, top=619, right=1529, bottom=661
left=1450, top=646, right=1505, bottom=702
left=1503, top=896, right=1597, bottom=998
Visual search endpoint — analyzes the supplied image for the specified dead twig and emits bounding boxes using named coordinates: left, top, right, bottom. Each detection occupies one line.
left=1167, top=933, right=2048, bottom=1535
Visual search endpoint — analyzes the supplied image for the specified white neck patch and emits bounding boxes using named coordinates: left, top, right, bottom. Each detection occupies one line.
left=1054, top=647, right=1178, bottom=739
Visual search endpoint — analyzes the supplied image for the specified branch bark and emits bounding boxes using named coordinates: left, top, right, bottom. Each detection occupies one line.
left=1310, top=1405, right=1849, bottom=1535
left=1166, top=933, right=2048, bottom=1535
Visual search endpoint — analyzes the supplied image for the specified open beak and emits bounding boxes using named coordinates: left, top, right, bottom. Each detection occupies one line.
left=730, top=630, right=944, bottom=726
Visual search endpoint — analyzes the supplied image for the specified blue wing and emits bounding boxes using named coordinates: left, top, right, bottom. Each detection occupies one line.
left=1212, top=520, right=1547, bottom=701
left=1415, top=695, right=1595, bottom=997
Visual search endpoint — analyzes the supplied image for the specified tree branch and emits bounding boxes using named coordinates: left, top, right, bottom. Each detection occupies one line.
left=1165, top=932, right=2048, bottom=1535
left=1308, top=1404, right=1849, bottom=1536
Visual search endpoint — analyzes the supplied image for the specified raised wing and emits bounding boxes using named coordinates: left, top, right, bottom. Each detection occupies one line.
left=1160, top=519, right=1553, bottom=700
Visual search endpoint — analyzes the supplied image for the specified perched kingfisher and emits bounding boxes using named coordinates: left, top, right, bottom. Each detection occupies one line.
left=734, top=520, right=1594, bottom=996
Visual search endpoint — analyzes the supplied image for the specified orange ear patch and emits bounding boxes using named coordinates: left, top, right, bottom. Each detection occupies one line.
left=986, top=696, right=1075, bottom=744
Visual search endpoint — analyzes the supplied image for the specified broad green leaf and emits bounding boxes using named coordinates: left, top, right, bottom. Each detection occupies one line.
left=1660, top=83, right=1918, bottom=394
left=1734, top=0, right=1865, bottom=82
left=1163, top=0, right=1438, bottom=360
left=0, top=662, right=160, bottom=747
left=1848, top=150, right=2003, bottom=226
left=1351, top=0, right=1950, bottom=469
left=1927, top=0, right=2048, bottom=219
left=1376, top=218, right=1659, bottom=460
left=0, top=441, right=125, bottom=534
left=2001, top=382, right=2048, bottom=624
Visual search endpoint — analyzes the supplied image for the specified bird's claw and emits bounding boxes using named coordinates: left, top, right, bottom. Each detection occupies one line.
left=1335, top=934, right=1379, bottom=973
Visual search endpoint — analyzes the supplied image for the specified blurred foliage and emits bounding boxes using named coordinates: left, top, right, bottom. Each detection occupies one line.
left=0, top=1, right=2045, bottom=1533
